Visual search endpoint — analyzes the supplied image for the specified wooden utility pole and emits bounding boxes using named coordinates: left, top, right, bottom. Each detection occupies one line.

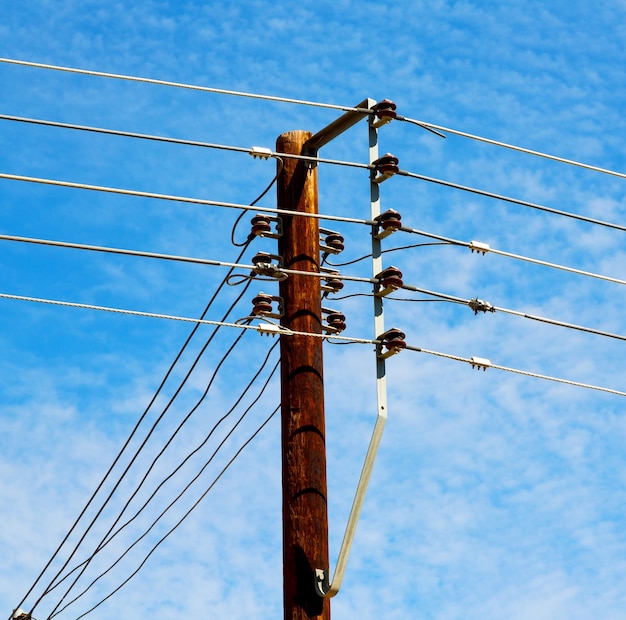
left=277, top=130, right=330, bottom=620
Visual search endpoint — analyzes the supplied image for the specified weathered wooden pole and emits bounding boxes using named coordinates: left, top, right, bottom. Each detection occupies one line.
left=277, top=130, right=330, bottom=620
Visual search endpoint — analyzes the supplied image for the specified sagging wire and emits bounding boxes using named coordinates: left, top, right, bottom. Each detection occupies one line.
left=400, top=283, right=626, bottom=343
left=18, top=182, right=281, bottom=616
left=324, top=242, right=452, bottom=268
left=231, top=156, right=284, bottom=247
left=405, top=344, right=626, bottom=398
left=0, top=170, right=373, bottom=227
left=10, top=238, right=251, bottom=617
left=48, top=345, right=280, bottom=617
left=72, top=404, right=281, bottom=620
left=36, top=270, right=256, bottom=618
left=0, top=58, right=374, bottom=115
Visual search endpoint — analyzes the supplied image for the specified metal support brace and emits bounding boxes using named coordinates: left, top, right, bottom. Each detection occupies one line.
left=315, top=99, right=389, bottom=598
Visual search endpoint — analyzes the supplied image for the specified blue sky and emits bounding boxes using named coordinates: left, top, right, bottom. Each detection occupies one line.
left=1, top=2, right=626, bottom=619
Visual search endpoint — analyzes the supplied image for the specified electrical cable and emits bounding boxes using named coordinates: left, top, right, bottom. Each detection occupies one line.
left=405, top=344, right=626, bottom=397
left=0, top=113, right=369, bottom=170
left=32, top=276, right=255, bottom=617
left=16, top=169, right=283, bottom=613
left=49, top=347, right=280, bottom=616
left=0, top=58, right=374, bottom=115
left=0, top=291, right=274, bottom=330
left=0, top=231, right=268, bottom=270
left=10, top=233, right=248, bottom=614
left=397, top=168, right=626, bottom=233
left=324, top=242, right=451, bottom=267
left=4, top=58, right=624, bottom=183
left=231, top=156, right=284, bottom=246
left=398, top=226, right=626, bottom=287
left=0, top=170, right=373, bottom=226
left=72, top=404, right=280, bottom=620
left=401, top=283, right=626, bottom=343
left=43, top=345, right=278, bottom=600
left=398, top=115, right=626, bottom=180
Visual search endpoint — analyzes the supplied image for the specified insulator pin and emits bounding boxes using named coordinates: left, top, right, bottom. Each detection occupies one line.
left=250, top=214, right=281, bottom=239
left=372, top=153, right=399, bottom=183
left=320, top=227, right=345, bottom=255
left=325, top=311, right=347, bottom=334
left=251, top=292, right=283, bottom=318
left=325, top=233, right=345, bottom=253
left=378, top=327, right=407, bottom=359
left=375, top=266, right=404, bottom=296
left=371, top=99, right=397, bottom=128
left=374, top=209, right=402, bottom=239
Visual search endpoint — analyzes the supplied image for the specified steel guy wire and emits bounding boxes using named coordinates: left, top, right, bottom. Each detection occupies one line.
left=0, top=170, right=373, bottom=226
left=49, top=346, right=280, bottom=616
left=31, top=277, right=254, bottom=616
left=0, top=113, right=370, bottom=170
left=400, top=284, right=626, bottom=343
left=398, top=115, right=626, bottom=180
left=71, top=404, right=281, bottom=620
left=397, top=169, right=626, bottom=233
left=405, top=345, right=626, bottom=398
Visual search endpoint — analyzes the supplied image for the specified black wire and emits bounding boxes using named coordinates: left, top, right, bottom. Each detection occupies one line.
left=17, top=239, right=253, bottom=616
left=53, top=345, right=279, bottom=597
left=42, top=280, right=254, bottom=618
left=73, top=404, right=280, bottom=620
left=50, top=347, right=280, bottom=617
left=231, top=157, right=284, bottom=246
left=23, top=163, right=285, bottom=615
left=396, top=114, right=448, bottom=139
left=325, top=242, right=451, bottom=268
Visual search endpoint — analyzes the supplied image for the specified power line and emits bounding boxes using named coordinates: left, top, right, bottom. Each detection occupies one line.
left=43, top=324, right=252, bottom=618
left=13, top=159, right=265, bottom=612
left=0, top=113, right=370, bottom=170
left=72, top=404, right=280, bottom=620
left=28, top=273, right=257, bottom=616
left=405, top=345, right=626, bottom=398
left=0, top=170, right=373, bottom=226
left=0, top=291, right=276, bottom=331
left=0, top=231, right=267, bottom=269
left=399, top=115, right=626, bottom=180
left=4, top=58, right=624, bottom=184
left=47, top=332, right=277, bottom=617
left=51, top=350, right=280, bottom=616
left=397, top=169, right=626, bottom=233
left=400, top=284, right=626, bottom=343
left=0, top=57, right=373, bottom=115
left=399, top=226, right=626, bottom=287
